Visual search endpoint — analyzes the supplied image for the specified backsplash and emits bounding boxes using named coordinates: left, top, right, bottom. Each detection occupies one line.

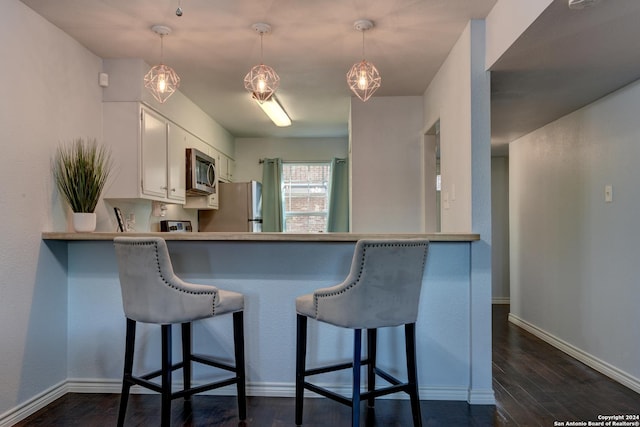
left=101, top=199, right=198, bottom=232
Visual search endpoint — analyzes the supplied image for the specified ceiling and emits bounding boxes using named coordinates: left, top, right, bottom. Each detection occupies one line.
left=491, top=0, right=640, bottom=154
left=20, top=0, right=640, bottom=155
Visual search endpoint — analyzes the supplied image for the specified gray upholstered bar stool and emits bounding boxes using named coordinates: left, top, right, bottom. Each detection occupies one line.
left=295, top=239, right=429, bottom=427
left=113, top=237, right=246, bottom=427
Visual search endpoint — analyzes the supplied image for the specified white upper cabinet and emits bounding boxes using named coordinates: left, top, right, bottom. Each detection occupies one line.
left=103, top=101, right=230, bottom=205
left=103, top=103, right=186, bottom=204
left=211, top=148, right=235, bottom=183
left=141, top=108, right=169, bottom=199
left=166, top=123, right=187, bottom=202
left=140, top=107, right=186, bottom=203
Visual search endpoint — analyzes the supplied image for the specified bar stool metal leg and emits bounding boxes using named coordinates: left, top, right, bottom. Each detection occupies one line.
left=295, top=314, right=308, bottom=426
left=405, top=323, right=422, bottom=427
left=181, top=323, right=192, bottom=403
left=161, top=325, right=172, bottom=427
left=366, top=328, right=377, bottom=409
left=117, top=319, right=136, bottom=427
left=352, top=329, right=362, bottom=427
left=233, top=311, right=247, bottom=420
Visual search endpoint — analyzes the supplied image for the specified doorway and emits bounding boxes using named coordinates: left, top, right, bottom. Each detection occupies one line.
left=424, top=120, right=440, bottom=232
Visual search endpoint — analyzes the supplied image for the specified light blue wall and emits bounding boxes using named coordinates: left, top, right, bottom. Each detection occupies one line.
left=510, top=78, right=640, bottom=392
left=422, top=21, right=493, bottom=403
left=65, top=240, right=476, bottom=400
left=468, top=20, right=493, bottom=402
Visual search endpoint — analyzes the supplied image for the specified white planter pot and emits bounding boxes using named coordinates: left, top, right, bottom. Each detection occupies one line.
left=73, top=212, right=97, bottom=232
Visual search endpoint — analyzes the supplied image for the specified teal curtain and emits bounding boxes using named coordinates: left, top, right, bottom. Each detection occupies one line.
left=327, top=157, right=349, bottom=232
left=261, top=158, right=283, bottom=232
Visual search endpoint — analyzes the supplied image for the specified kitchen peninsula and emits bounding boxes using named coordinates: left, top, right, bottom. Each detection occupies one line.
left=42, top=231, right=494, bottom=405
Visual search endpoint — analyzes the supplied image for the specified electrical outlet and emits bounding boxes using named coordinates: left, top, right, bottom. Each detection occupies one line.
left=125, top=213, right=136, bottom=232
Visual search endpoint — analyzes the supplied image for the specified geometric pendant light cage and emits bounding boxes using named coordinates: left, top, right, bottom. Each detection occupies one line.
left=346, top=19, right=381, bottom=102
left=244, top=23, right=280, bottom=103
left=144, top=25, right=181, bottom=104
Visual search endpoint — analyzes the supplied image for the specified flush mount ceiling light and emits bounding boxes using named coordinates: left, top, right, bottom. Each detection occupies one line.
left=255, top=95, right=291, bottom=127
left=346, top=19, right=381, bottom=102
left=244, top=23, right=280, bottom=103
left=144, top=25, right=181, bottom=104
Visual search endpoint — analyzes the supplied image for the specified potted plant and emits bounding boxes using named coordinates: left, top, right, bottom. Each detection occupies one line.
left=52, top=138, right=113, bottom=232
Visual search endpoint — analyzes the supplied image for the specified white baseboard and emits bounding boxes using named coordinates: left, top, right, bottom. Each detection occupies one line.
left=492, top=297, right=510, bottom=305
left=0, top=379, right=484, bottom=426
left=508, top=313, right=640, bottom=394
left=67, top=379, right=472, bottom=401
left=0, top=381, right=68, bottom=427
left=468, top=388, right=496, bottom=405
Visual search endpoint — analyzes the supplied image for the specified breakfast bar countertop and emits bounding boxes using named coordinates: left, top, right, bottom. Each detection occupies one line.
left=41, top=231, right=480, bottom=242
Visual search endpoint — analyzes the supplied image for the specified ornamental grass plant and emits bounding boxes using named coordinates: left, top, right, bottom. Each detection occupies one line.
left=52, top=138, right=113, bottom=213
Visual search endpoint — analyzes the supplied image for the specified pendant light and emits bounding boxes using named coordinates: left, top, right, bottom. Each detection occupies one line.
left=144, top=25, right=181, bottom=104
left=244, top=23, right=280, bottom=103
left=346, top=19, right=381, bottom=102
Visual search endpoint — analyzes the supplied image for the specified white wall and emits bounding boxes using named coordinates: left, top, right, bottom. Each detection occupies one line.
left=350, top=96, right=424, bottom=232
left=423, top=26, right=473, bottom=232
left=491, top=157, right=509, bottom=302
left=0, top=0, right=103, bottom=418
left=510, top=79, right=640, bottom=392
left=233, top=137, right=348, bottom=183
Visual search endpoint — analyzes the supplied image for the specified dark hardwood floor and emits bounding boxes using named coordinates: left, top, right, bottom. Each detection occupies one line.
left=13, top=305, right=640, bottom=426
left=492, top=305, right=639, bottom=425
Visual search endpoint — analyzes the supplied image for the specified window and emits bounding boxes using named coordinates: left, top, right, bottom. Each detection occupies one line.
left=282, top=162, right=330, bottom=232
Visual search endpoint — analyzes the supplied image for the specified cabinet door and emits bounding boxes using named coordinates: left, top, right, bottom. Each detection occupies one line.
left=219, top=153, right=229, bottom=182
left=227, top=157, right=235, bottom=182
left=167, top=123, right=186, bottom=202
left=208, top=192, right=219, bottom=209
left=141, top=108, right=168, bottom=199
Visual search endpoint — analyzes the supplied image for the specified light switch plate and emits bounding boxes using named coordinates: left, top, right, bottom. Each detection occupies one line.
left=605, top=185, right=613, bottom=203
left=98, top=72, right=109, bottom=87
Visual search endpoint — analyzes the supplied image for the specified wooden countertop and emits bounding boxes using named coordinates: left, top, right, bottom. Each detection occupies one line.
left=42, top=231, right=480, bottom=242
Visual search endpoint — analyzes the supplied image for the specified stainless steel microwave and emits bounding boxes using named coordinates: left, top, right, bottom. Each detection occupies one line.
left=186, top=148, right=217, bottom=196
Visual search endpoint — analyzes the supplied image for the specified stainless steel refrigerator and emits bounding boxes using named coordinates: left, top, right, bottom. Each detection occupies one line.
left=198, top=181, right=262, bottom=232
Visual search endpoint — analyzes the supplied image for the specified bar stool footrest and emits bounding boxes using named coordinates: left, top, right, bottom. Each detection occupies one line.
left=304, top=358, right=372, bottom=377
left=191, top=353, right=237, bottom=373
left=173, top=376, right=241, bottom=399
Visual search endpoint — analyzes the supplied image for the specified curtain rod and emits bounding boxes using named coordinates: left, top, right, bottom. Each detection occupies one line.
left=258, top=158, right=347, bottom=164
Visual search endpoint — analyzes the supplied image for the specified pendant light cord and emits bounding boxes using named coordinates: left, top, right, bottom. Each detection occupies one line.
left=260, top=33, right=264, bottom=64
left=159, top=34, right=165, bottom=65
